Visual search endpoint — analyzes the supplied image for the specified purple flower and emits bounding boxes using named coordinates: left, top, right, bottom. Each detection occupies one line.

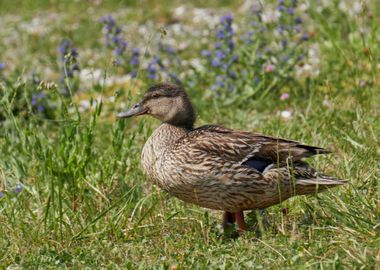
left=215, top=76, right=226, bottom=87
left=32, top=92, right=45, bottom=107
left=115, top=26, right=121, bottom=34
left=99, top=15, right=115, bottom=25
left=131, top=57, right=139, bottom=66
left=220, top=13, right=233, bottom=24
left=217, top=30, right=225, bottom=39
left=59, top=39, right=80, bottom=85
left=301, top=32, right=309, bottom=41
left=228, top=40, right=235, bottom=51
left=294, top=25, right=302, bottom=33
left=228, top=70, right=237, bottom=79
left=208, top=13, right=240, bottom=92
left=37, top=92, right=45, bottom=99
left=295, top=17, right=302, bottom=24
left=58, top=39, right=70, bottom=55
left=0, top=63, right=5, bottom=70
left=166, top=46, right=176, bottom=54
left=277, top=25, right=286, bottom=34
left=247, top=30, right=254, bottom=36
left=278, top=5, right=285, bottom=12
left=147, top=57, right=159, bottom=79
left=0, top=191, right=4, bottom=198
left=250, top=21, right=258, bottom=27
left=130, top=48, right=139, bottom=66
left=211, top=58, right=221, bottom=67
left=13, top=183, right=23, bottom=194
left=215, top=50, right=225, bottom=59
left=100, top=15, right=129, bottom=63
left=130, top=71, right=137, bottom=78
left=252, top=3, right=262, bottom=14
left=201, top=50, right=211, bottom=57
left=37, top=105, right=45, bottom=112
left=287, top=7, right=294, bottom=15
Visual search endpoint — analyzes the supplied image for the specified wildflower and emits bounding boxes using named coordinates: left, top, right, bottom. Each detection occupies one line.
left=0, top=191, right=4, bottom=198
left=281, top=39, right=288, bottom=48
left=264, top=63, right=275, bottom=73
left=278, top=5, right=285, bottom=12
left=129, top=48, right=139, bottom=78
left=287, top=7, right=294, bottom=15
left=166, top=46, right=176, bottom=54
left=280, top=110, right=292, bottom=119
left=280, top=93, right=290, bottom=100
left=0, top=63, right=5, bottom=70
left=207, top=13, right=238, bottom=91
left=215, top=50, right=225, bottom=60
left=59, top=39, right=80, bottom=94
left=252, top=2, right=262, bottom=14
left=359, top=80, right=366, bottom=88
left=323, top=99, right=332, bottom=109
left=211, top=58, right=221, bottom=67
left=147, top=57, right=159, bottom=79
left=301, top=32, right=309, bottom=41
left=37, top=105, right=45, bottom=112
left=100, top=15, right=128, bottom=64
left=13, top=183, right=23, bottom=194
left=220, top=13, right=233, bottom=24
left=201, top=50, right=211, bottom=57
left=31, top=92, right=45, bottom=106
left=295, top=17, right=302, bottom=24
left=59, top=40, right=80, bottom=77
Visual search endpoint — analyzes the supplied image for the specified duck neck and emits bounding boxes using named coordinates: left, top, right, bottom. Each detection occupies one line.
left=148, top=123, right=190, bottom=153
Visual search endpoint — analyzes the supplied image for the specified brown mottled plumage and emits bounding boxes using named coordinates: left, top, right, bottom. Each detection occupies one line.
left=118, top=83, right=347, bottom=232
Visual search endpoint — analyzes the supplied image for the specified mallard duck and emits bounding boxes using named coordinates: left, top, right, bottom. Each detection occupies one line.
left=117, top=83, right=346, bottom=232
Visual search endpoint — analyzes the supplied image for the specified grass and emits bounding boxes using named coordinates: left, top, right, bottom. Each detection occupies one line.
left=0, top=0, right=379, bottom=269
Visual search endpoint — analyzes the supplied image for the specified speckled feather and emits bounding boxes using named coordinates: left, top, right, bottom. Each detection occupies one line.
left=141, top=123, right=345, bottom=212
left=122, top=83, right=346, bottom=213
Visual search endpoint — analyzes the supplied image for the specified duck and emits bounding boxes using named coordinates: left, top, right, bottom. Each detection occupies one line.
left=117, top=83, right=346, bottom=232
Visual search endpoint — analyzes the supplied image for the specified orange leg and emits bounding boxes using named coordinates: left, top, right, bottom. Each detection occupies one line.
left=235, top=211, right=246, bottom=233
left=223, top=211, right=236, bottom=229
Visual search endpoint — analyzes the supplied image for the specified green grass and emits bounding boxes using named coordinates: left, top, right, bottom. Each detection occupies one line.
left=0, top=0, right=379, bottom=269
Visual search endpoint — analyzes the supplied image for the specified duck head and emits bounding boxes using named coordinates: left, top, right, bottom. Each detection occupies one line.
left=117, top=83, right=196, bottom=129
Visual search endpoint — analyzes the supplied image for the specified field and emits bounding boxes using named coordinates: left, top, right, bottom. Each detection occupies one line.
left=0, top=0, right=379, bottom=268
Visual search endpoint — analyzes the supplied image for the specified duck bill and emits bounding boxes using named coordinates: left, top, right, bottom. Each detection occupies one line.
left=117, top=103, right=147, bottom=118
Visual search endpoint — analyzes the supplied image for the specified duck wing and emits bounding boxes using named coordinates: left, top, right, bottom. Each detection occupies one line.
left=180, top=125, right=330, bottom=172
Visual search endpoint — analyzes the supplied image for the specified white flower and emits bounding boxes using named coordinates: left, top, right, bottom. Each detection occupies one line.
left=173, top=6, right=186, bottom=17
left=323, top=99, right=332, bottom=109
left=261, top=10, right=281, bottom=23
left=79, top=68, right=103, bottom=87
left=280, top=110, right=292, bottom=119
left=296, top=63, right=320, bottom=78
left=189, top=58, right=204, bottom=72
